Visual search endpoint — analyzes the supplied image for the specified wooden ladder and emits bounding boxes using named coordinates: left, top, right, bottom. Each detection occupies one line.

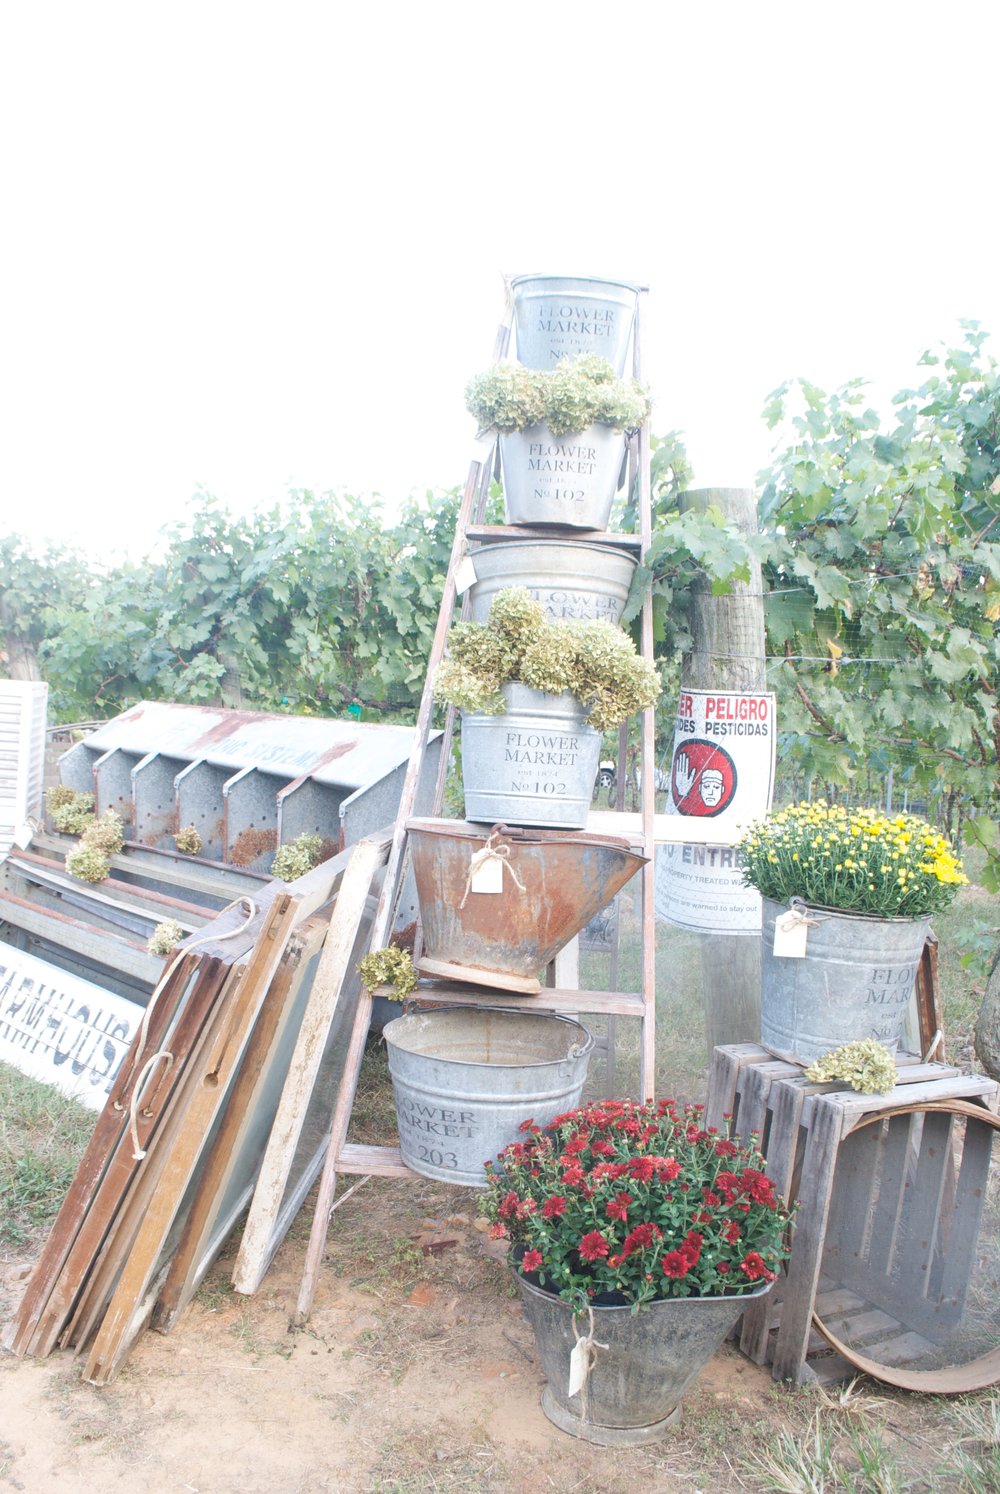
left=283, top=283, right=660, bottom=1323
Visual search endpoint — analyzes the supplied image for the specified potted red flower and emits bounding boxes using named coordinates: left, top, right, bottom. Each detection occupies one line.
left=481, top=1097, right=792, bottom=1445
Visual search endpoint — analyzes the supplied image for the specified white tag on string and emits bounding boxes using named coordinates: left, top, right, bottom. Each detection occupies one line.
left=470, top=856, right=504, bottom=894
left=773, top=908, right=809, bottom=958
left=454, top=554, right=478, bottom=594
left=471, top=430, right=497, bottom=463
left=567, top=1339, right=590, bottom=1398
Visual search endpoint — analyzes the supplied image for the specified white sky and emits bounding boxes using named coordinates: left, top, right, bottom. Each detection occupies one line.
left=3, top=1, right=999, bottom=561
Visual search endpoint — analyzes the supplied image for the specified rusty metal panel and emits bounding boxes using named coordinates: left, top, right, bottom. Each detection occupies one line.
left=174, top=759, right=229, bottom=861
left=93, top=748, right=135, bottom=829
left=57, top=738, right=100, bottom=796
left=223, top=766, right=279, bottom=871
left=276, top=776, right=344, bottom=853
left=131, top=752, right=186, bottom=848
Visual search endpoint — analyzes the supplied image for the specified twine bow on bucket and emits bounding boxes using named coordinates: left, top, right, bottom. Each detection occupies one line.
left=459, top=830, right=526, bottom=909
left=786, top=896, right=828, bottom=928
left=568, top=1305, right=609, bottom=1436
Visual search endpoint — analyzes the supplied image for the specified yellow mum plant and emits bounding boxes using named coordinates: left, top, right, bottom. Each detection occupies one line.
left=737, top=801, right=967, bottom=918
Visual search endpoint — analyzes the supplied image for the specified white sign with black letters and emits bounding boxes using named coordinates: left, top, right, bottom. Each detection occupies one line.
left=656, top=843, right=761, bottom=935
left=0, top=942, right=143, bottom=1109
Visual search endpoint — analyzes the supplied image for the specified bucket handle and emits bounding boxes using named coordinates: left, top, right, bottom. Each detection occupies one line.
left=418, top=1004, right=594, bottom=1052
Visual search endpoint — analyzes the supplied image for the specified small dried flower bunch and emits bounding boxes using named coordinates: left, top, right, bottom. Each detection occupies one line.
left=433, top=588, right=661, bottom=733
left=148, top=919, right=184, bottom=956
left=481, top=1098, right=792, bottom=1310
left=63, top=808, right=125, bottom=882
left=357, top=945, right=418, bottom=1001
left=66, top=844, right=110, bottom=883
left=271, top=833, right=325, bottom=882
left=46, top=786, right=96, bottom=835
left=804, top=1040, right=896, bottom=1094
left=80, top=810, right=125, bottom=856
left=174, top=825, right=204, bottom=856
left=737, top=801, right=967, bottom=918
left=465, top=355, right=651, bottom=437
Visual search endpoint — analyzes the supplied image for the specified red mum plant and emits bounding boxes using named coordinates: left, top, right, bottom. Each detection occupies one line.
left=481, top=1098, right=793, bottom=1310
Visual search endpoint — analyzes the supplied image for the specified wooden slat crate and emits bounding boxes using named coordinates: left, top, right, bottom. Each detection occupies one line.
left=705, top=1044, right=999, bottom=1384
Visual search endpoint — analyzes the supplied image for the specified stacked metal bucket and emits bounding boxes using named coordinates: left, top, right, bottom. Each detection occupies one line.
left=461, top=274, right=644, bottom=832
left=384, top=277, right=649, bottom=1184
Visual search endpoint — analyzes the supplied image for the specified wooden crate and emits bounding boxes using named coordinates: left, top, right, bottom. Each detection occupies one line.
left=705, top=1044, right=999, bottom=1384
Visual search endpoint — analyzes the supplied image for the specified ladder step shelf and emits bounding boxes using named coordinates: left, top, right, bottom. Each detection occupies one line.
left=379, top=982, right=646, bottom=1018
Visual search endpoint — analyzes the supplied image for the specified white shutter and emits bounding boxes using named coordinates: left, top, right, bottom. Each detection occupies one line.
left=0, top=680, right=48, bottom=856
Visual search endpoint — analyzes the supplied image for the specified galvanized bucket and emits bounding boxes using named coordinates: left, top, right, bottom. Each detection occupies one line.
left=461, top=684, right=602, bottom=830
left=518, top=1273, right=769, bottom=1445
left=406, top=817, right=646, bottom=992
left=500, top=423, right=625, bottom=530
left=760, top=897, right=930, bottom=1064
left=383, top=1007, right=593, bottom=1186
left=510, top=274, right=641, bottom=374
left=466, top=540, right=637, bottom=626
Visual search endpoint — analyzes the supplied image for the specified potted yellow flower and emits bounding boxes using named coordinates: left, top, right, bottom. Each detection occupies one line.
left=737, top=801, right=967, bottom=1063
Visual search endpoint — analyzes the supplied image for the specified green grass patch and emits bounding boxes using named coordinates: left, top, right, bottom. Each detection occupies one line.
left=0, top=1062, right=95, bottom=1249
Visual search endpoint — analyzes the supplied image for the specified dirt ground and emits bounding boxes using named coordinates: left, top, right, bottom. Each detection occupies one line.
left=3, top=1170, right=993, bottom=1494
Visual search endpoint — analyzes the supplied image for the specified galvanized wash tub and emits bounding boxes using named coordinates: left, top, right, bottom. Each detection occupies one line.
left=383, top=1007, right=593, bottom=1186
left=517, top=1273, right=769, bottom=1446
left=406, top=818, right=646, bottom=993
left=760, top=897, right=930, bottom=1064
left=510, top=274, right=641, bottom=374
left=461, top=683, right=602, bottom=831
left=500, top=423, right=625, bottom=530
left=466, top=540, right=637, bottom=626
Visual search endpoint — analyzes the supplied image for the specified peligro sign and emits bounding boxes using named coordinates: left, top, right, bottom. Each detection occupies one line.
left=658, top=689, right=776, bottom=934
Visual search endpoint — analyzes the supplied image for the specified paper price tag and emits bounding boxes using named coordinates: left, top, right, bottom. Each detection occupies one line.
left=773, top=909, right=809, bottom=958
left=567, top=1339, right=590, bottom=1398
left=471, top=430, right=497, bottom=463
left=470, top=856, right=504, bottom=894
left=454, top=554, right=478, bottom=595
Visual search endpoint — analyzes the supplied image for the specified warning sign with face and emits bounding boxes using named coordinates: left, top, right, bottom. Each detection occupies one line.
left=663, top=688, right=776, bottom=845
left=670, top=740, right=737, bottom=817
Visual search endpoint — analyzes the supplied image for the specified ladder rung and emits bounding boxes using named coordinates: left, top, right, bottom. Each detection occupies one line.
left=337, top=1143, right=412, bottom=1177
left=387, top=983, right=647, bottom=1018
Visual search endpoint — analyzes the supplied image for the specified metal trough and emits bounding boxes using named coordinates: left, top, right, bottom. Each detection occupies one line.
left=406, top=818, right=646, bottom=993
left=58, top=702, right=441, bottom=873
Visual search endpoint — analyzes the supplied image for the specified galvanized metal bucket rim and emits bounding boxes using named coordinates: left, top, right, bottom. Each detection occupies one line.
left=509, top=272, right=646, bottom=294
left=405, top=816, right=644, bottom=859
left=467, top=538, right=639, bottom=563
left=382, top=1005, right=595, bottom=1070
left=501, top=418, right=631, bottom=439
left=770, top=895, right=932, bottom=927
left=516, top=1267, right=773, bottom=1319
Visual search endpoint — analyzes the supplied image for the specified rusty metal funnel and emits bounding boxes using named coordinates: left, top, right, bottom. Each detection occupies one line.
left=407, top=819, right=646, bottom=993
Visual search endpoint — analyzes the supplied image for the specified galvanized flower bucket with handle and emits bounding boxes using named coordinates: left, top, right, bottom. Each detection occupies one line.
left=509, top=274, right=641, bottom=374
left=500, top=422, right=625, bottom=530
left=760, top=897, right=930, bottom=1064
left=517, top=1273, right=770, bottom=1446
